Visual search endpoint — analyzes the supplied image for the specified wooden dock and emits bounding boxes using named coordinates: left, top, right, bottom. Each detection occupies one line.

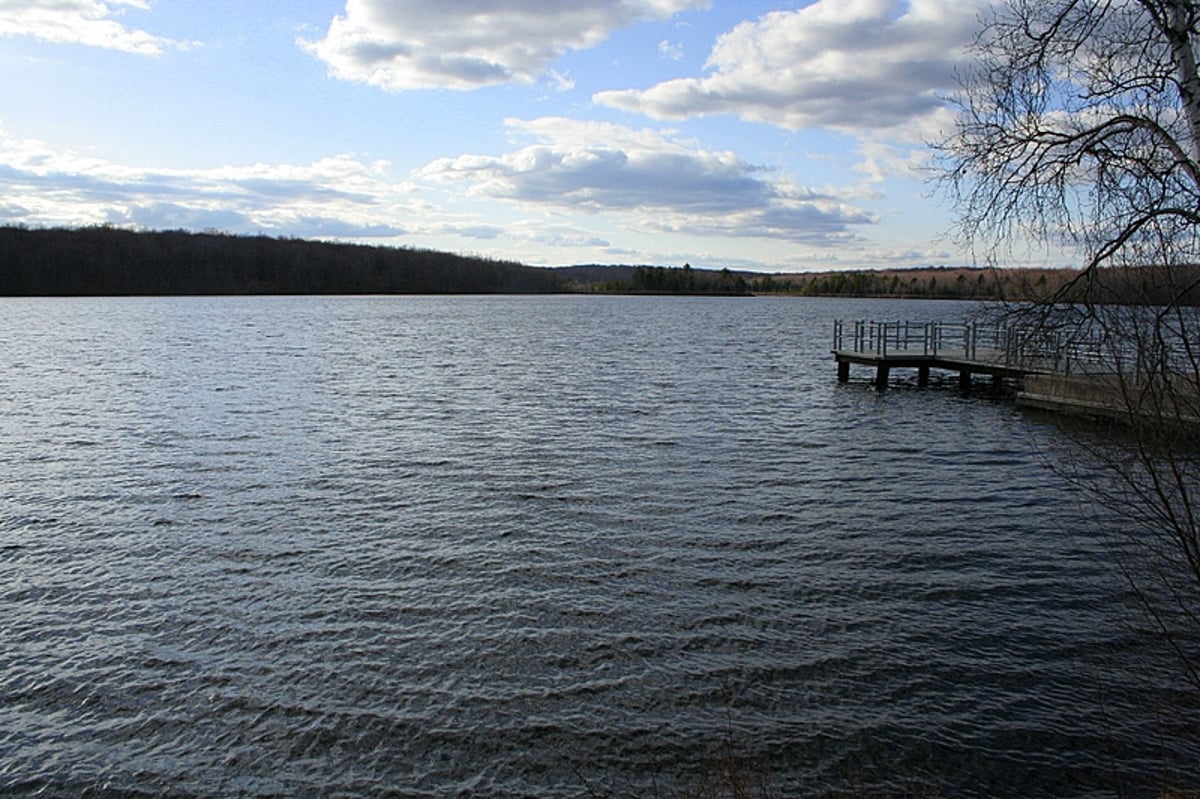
left=834, top=320, right=1200, bottom=428
left=831, top=320, right=1093, bottom=391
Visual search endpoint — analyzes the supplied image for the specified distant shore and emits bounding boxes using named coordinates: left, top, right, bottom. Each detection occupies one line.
left=3, top=224, right=1194, bottom=304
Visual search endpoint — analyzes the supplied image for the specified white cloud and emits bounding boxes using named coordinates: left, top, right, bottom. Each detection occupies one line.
left=658, top=39, right=684, bottom=61
left=420, top=117, right=877, bottom=245
left=595, top=0, right=985, bottom=137
left=0, top=0, right=187, bottom=55
left=439, top=219, right=611, bottom=249
left=0, top=126, right=415, bottom=238
left=300, top=0, right=709, bottom=91
left=859, top=133, right=950, bottom=183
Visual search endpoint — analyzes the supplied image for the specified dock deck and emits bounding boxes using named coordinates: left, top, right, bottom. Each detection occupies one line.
left=831, top=320, right=1099, bottom=391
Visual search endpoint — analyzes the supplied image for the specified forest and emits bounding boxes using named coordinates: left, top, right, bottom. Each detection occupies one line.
left=0, top=225, right=562, bottom=296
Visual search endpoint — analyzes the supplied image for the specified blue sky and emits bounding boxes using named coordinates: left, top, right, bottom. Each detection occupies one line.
left=0, top=0, right=1005, bottom=272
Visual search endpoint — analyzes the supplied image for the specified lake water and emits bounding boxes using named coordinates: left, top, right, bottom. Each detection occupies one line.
left=0, top=295, right=1196, bottom=798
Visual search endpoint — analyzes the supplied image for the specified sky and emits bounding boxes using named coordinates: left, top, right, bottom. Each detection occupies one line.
left=0, top=0, right=1013, bottom=273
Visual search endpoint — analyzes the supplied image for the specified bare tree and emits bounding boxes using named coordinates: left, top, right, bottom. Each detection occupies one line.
left=939, top=0, right=1200, bottom=694
left=943, top=0, right=1200, bottom=279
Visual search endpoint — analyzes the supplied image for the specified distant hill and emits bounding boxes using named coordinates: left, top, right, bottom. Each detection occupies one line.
left=555, top=261, right=1200, bottom=305
left=0, top=225, right=562, bottom=296
left=750, top=265, right=1017, bottom=300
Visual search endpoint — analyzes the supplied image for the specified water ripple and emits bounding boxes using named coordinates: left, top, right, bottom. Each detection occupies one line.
left=0, top=296, right=1196, bottom=797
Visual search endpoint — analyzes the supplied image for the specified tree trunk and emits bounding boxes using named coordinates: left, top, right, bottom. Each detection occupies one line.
left=1165, top=1, right=1200, bottom=174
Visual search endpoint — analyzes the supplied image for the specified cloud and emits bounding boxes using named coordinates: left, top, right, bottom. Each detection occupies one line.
left=435, top=223, right=505, bottom=241
left=428, top=219, right=611, bottom=250
left=853, top=131, right=951, bottom=183
left=595, top=0, right=984, bottom=137
left=0, top=0, right=187, bottom=55
left=0, top=127, right=415, bottom=238
left=420, top=117, right=876, bottom=244
left=300, top=0, right=709, bottom=91
left=658, top=39, right=684, bottom=61
left=111, top=203, right=253, bottom=232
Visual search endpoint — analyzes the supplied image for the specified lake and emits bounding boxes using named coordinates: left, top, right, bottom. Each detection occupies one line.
left=0, top=295, right=1196, bottom=798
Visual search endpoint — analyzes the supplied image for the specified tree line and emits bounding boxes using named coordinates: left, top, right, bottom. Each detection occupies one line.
left=551, top=263, right=753, bottom=295
left=750, top=264, right=1200, bottom=305
left=0, top=225, right=562, bottom=295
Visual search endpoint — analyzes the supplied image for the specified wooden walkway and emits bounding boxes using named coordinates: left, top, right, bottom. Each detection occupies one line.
left=831, top=320, right=1094, bottom=391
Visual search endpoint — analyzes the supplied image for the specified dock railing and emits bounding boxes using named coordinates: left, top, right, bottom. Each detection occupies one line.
left=1004, top=326, right=1105, bottom=374
left=832, top=319, right=1110, bottom=375
left=831, top=320, right=1006, bottom=360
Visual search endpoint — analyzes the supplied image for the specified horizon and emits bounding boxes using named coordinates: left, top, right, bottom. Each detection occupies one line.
left=0, top=1, right=1076, bottom=274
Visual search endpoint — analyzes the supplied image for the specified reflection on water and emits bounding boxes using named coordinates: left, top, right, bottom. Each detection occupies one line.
left=0, top=295, right=1195, bottom=798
